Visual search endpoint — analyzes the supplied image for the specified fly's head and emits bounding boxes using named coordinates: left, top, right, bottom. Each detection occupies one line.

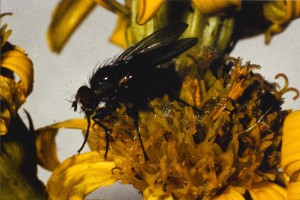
left=73, top=86, right=98, bottom=113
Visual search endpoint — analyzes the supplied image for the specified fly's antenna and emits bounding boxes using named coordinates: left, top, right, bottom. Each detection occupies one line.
left=64, top=99, right=73, bottom=104
left=65, top=99, right=78, bottom=111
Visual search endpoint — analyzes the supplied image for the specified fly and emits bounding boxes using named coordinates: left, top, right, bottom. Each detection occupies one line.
left=73, top=22, right=198, bottom=160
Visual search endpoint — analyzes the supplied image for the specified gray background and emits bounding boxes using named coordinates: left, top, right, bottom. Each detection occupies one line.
left=2, top=1, right=300, bottom=199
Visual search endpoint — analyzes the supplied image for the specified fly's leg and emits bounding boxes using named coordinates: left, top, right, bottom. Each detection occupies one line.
left=92, top=116, right=111, bottom=159
left=132, top=111, right=149, bottom=161
left=93, top=114, right=148, bottom=160
left=77, top=115, right=91, bottom=154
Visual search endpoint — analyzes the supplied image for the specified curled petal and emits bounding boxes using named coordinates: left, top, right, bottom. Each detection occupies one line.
left=264, top=0, right=300, bottom=25
left=1, top=48, right=34, bottom=96
left=263, top=0, right=300, bottom=44
left=47, top=0, right=96, bottom=52
left=136, top=0, right=165, bottom=25
left=275, top=73, right=299, bottom=100
left=248, top=182, right=287, bottom=200
left=282, top=110, right=300, bottom=176
left=1, top=47, right=33, bottom=135
left=47, top=151, right=117, bottom=200
left=192, top=0, right=241, bottom=15
left=35, top=119, right=88, bottom=171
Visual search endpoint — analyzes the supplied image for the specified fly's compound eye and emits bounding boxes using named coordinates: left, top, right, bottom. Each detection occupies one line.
left=75, top=86, right=98, bottom=111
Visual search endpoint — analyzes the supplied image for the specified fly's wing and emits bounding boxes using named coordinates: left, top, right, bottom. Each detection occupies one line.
left=117, top=37, right=198, bottom=86
left=89, top=22, right=197, bottom=92
left=127, top=38, right=198, bottom=68
left=145, top=38, right=198, bottom=67
left=114, top=22, right=189, bottom=63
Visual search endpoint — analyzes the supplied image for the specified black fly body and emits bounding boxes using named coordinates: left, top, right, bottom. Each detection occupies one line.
left=73, top=22, right=198, bottom=160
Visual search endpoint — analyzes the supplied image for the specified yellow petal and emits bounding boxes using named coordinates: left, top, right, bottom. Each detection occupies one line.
left=47, top=0, right=96, bottom=53
left=109, top=14, right=130, bottom=48
left=136, top=0, right=165, bottom=25
left=214, top=186, right=245, bottom=200
left=287, top=179, right=300, bottom=200
left=35, top=119, right=88, bottom=171
left=282, top=110, right=300, bottom=177
left=248, top=181, right=287, bottom=200
left=1, top=48, right=34, bottom=96
left=282, top=111, right=300, bottom=200
left=47, top=151, right=117, bottom=200
left=192, top=0, right=241, bottom=15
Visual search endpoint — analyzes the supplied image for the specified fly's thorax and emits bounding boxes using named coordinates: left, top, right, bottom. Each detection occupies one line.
left=95, top=79, right=117, bottom=93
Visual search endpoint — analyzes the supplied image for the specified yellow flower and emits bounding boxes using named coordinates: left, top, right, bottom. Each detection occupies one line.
left=38, top=53, right=300, bottom=199
left=44, top=1, right=300, bottom=199
left=0, top=13, right=34, bottom=135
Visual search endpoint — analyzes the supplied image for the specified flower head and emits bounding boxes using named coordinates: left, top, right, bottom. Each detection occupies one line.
left=38, top=51, right=300, bottom=199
